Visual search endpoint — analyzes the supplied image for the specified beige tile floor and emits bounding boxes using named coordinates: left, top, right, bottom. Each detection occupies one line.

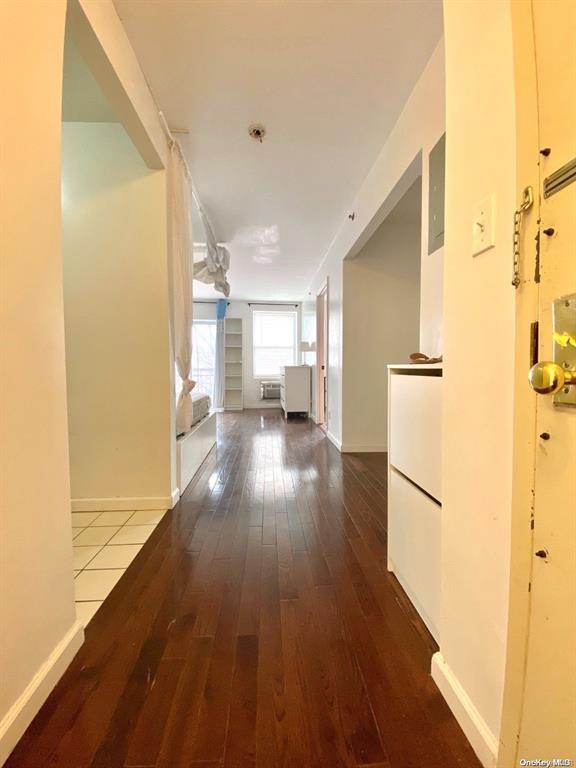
left=72, top=509, right=166, bottom=627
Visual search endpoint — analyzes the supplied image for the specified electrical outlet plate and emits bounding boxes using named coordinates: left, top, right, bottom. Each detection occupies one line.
left=472, top=194, right=496, bottom=256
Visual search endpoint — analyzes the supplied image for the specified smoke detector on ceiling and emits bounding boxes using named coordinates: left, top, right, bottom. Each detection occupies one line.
left=248, top=124, right=266, bottom=143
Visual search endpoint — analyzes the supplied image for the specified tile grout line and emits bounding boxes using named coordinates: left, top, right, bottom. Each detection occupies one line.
left=72, top=509, right=167, bottom=624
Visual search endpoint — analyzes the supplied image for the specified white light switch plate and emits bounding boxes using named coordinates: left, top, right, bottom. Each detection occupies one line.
left=472, top=194, right=495, bottom=256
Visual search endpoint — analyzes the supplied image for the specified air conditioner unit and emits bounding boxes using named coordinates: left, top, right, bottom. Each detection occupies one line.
left=260, top=380, right=280, bottom=400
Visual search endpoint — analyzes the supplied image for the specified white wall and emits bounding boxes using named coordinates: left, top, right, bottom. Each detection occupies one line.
left=341, top=180, right=422, bottom=451
left=0, top=4, right=83, bottom=763
left=305, top=41, right=445, bottom=446
left=194, top=300, right=302, bottom=408
left=62, top=122, right=173, bottom=510
left=433, top=2, right=517, bottom=765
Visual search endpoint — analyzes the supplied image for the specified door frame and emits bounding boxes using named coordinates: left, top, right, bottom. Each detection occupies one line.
left=316, top=279, right=329, bottom=428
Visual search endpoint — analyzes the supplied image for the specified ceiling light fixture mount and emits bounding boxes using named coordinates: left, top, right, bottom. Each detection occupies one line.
left=248, top=124, right=266, bottom=143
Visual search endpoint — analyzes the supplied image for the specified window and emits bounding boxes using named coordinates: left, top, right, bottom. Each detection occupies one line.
left=177, top=319, right=216, bottom=399
left=252, top=310, right=297, bottom=377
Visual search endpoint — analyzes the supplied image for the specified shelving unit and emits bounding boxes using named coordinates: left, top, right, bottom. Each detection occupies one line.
left=224, top=318, right=243, bottom=410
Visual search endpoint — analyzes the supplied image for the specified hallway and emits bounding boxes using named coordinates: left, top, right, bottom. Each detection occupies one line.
left=7, top=411, right=479, bottom=768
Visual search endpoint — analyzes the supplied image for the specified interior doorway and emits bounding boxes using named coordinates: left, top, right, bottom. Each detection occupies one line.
left=340, top=176, right=422, bottom=452
left=61, top=16, right=172, bottom=628
left=316, top=282, right=328, bottom=429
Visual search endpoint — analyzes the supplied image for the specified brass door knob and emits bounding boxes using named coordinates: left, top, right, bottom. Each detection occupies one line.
left=529, top=362, right=576, bottom=394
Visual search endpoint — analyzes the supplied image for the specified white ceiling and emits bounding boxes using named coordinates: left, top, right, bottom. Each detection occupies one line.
left=114, top=0, right=443, bottom=301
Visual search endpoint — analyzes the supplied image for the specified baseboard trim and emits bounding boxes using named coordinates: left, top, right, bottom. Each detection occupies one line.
left=170, top=488, right=180, bottom=507
left=71, top=496, right=173, bottom=512
left=431, top=652, right=498, bottom=768
left=326, top=430, right=342, bottom=451
left=340, top=443, right=387, bottom=453
left=0, top=620, right=84, bottom=765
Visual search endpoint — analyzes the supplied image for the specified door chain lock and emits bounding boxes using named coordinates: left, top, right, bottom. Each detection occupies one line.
left=512, top=186, right=534, bottom=288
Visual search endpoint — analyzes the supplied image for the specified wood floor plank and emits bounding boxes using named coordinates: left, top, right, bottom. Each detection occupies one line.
left=5, top=411, right=480, bottom=768
left=192, top=555, right=230, bottom=638
left=89, top=581, right=179, bottom=768
left=291, top=552, right=357, bottom=768
left=312, top=583, right=389, bottom=766
left=156, top=636, right=214, bottom=768
left=223, top=634, right=259, bottom=768
left=275, top=512, right=298, bottom=600
left=162, top=589, right=203, bottom=659
left=237, top=525, right=263, bottom=636
left=187, top=514, right=250, bottom=762
left=280, top=599, right=321, bottom=768
left=255, top=545, right=286, bottom=768
left=124, top=658, right=183, bottom=767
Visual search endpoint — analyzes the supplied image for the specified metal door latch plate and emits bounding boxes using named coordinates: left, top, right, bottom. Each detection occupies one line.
left=553, top=293, right=576, bottom=406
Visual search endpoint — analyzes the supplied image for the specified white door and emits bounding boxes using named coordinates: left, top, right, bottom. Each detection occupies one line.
left=502, top=1, right=576, bottom=763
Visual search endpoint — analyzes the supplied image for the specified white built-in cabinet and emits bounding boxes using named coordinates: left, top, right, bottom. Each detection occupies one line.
left=280, top=365, right=311, bottom=417
left=387, top=364, right=442, bottom=641
left=224, top=318, right=243, bottom=410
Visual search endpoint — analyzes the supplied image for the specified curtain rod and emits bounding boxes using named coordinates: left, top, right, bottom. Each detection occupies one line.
left=158, top=110, right=199, bottom=207
left=159, top=111, right=191, bottom=179
left=194, top=300, right=298, bottom=307
left=158, top=111, right=220, bottom=248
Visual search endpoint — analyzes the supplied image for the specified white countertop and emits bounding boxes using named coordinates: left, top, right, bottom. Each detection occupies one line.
left=387, top=362, right=443, bottom=370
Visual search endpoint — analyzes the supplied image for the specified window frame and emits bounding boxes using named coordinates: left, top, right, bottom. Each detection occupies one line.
left=186, top=318, right=217, bottom=399
left=252, top=309, right=298, bottom=378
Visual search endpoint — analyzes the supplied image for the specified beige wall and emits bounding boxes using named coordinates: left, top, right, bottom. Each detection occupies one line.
left=434, top=1, right=517, bottom=764
left=305, top=41, right=445, bottom=446
left=62, top=122, right=173, bottom=508
left=342, top=180, right=421, bottom=451
left=0, top=3, right=83, bottom=762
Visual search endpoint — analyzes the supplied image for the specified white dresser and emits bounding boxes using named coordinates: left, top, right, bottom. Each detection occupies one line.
left=280, top=365, right=311, bottom=417
left=387, top=363, right=442, bottom=641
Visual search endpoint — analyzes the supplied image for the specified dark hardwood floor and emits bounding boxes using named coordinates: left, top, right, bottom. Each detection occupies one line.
left=7, top=410, right=480, bottom=768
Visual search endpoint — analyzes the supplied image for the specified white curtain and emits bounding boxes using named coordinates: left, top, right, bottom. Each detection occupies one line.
left=193, top=209, right=231, bottom=297
left=169, top=142, right=195, bottom=436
